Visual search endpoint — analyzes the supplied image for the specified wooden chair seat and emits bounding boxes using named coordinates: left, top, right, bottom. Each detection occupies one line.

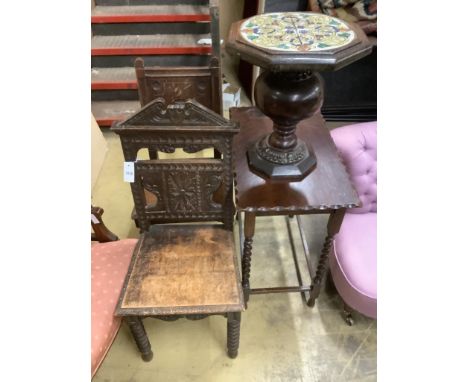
left=116, top=225, right=243, bottom=317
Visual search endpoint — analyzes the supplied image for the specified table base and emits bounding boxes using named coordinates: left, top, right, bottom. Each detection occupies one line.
left=238, top=211, right=345, bottom=308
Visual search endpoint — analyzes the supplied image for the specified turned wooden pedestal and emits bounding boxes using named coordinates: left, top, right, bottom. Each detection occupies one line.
left=227, top=12, right=372, bottom=181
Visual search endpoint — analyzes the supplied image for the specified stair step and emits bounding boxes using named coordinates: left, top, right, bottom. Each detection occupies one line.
left=92, top=67, right=137, bottom=89
left=92, top=89, right=138, bottom=102
left=95, top=0, right=208, bottom=5
left=92, top=21, right=210, bottom=36
left=92, top=5, right=210, bottom=23
left=92, top=100, right=140, bottom=127
left=91, top=34, right=211, bottom=56
left=92, top=54, right=211, bottom=68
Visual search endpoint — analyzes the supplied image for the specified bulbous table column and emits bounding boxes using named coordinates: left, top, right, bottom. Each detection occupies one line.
left=227, top=12, right=372, bottom=181
left=249, top=69, right=323, bottom=179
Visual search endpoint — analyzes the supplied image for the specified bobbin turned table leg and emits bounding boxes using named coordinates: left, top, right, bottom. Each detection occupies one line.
left=125, top=316, right=153, bottom=362
left=241, top=212, right=256, bottom=305
left=227, top=312, right=241, bottom=358
left=307, top=209, right=346, bottom=308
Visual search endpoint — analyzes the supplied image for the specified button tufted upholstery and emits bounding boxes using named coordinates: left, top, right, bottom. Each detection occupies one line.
left=331, top=121, right=377, bottom=214
left=329, top=121, right=377, bottom=320
left=91, top=239, right=137, bottom=377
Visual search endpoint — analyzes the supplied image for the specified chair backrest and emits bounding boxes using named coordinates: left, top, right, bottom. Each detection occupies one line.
left=132, top=158, right=231, bottom=230
left=111, top=98, right=239, bottom=232
left=135, top=56, right=222, bottom=116
left=330, top=121, right=377, bottom=213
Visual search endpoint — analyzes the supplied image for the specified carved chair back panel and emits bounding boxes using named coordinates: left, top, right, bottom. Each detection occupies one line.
left=140, top=75, right=212, bottom=109
left=112, top=99, right=239, bottom=231
left=135, top=58, right=222, bottom=115
left=132, top=159, right=230, bottom=231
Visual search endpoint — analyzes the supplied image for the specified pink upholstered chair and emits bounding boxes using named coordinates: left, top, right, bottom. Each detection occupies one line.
left=91, top=206, right=137, bottom=377
left=329, top=122, right=377, bottom=325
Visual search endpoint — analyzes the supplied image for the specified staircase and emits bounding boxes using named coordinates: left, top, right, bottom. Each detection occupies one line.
left=91, top=0, right=218, bottom=128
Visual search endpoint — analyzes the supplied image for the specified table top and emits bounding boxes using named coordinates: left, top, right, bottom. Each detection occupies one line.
left=231, top=107, right=360, bottom=214
left=116, top=225, right=243, bottom=316
left=226, top=12, right=372, bottom=72
left=240, top=12, right=355, bottom=53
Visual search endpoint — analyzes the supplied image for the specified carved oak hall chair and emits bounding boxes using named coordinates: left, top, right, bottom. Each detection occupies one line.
left=111, top=99, right=244, bottom=361
left=131, top=56, right=223, bottom=225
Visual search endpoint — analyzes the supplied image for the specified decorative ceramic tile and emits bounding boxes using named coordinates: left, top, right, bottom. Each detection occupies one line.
left=240, top=12, right=355, bottom=52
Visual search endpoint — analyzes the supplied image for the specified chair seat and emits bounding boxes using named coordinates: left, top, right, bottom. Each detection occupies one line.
left=116, top=225, right=244, bottom=317
left=91, top=239, right=137, bottom=377
left=330, top=213, right=376, bottom=319
left=116, top=224, right=243, bottom=316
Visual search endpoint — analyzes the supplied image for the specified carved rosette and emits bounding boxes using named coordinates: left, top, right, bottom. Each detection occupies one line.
left=167, top=172, right=200, bottom=212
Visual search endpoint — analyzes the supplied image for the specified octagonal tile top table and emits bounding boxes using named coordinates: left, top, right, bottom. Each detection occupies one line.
left=226, top=12, right=372, bottom=181
left=227, top=12, right=371, bottom=72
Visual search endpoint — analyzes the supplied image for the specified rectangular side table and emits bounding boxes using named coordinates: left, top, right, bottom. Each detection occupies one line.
left=230, top=107, right=360, bottom=307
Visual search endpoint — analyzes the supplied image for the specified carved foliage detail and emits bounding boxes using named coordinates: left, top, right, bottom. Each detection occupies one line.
left=158, top=145, right=176, bottom=154
left=206, top=174, right=223, bottom=208
left=148, top=77, right=209, bottom=105
left=183, top=145, right=201, bottom=154
left=256, top=135, right=307, bottom=164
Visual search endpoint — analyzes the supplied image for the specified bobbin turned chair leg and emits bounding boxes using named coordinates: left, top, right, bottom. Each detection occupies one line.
left=227, top=312, right=241, bottom=358
left=125, top=316, right=154, bottom=362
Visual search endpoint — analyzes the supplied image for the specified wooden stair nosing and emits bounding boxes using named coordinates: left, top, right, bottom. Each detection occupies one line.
left=92, top=81, right=137, bottom=90
left=92, top=67, right=137, bottom=90
left=92, top=5, right=210, bottom=23
left=91, top=34, right=212, bottom=56
left=92, top=54, right=212, bottom=67
left=92, top=46, right=211, bottom=56
left=92, top=14, right=210, bottom=23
